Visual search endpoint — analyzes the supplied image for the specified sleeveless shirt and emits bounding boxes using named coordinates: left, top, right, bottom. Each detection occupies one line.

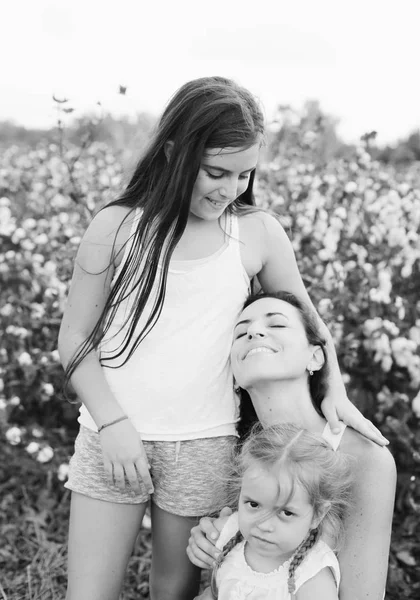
left=78, top=210, right=250, bottom=440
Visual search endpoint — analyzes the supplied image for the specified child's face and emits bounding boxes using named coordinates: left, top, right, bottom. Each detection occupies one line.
left=238, top=462, right=316, bottom=565
left=189, top=143, right=260, bottom=221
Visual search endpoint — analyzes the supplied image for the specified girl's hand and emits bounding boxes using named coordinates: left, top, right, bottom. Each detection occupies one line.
left=187, top=507, right=232, bottom=569
left=99, top=419, right=154, bottom=493
left=321, top=393, right=389, bottom=446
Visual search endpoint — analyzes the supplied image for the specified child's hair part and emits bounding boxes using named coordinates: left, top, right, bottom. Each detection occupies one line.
left=212, top=422, right=353, bottom=595
left=237, top=291, right=329, bottom=437
left=64, top=77, right=265, bottom=392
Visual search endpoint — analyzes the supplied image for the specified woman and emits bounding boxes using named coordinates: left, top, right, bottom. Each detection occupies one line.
left=188, top=292, right=396, bottom=600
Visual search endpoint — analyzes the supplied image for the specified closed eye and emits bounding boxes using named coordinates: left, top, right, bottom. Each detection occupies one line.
left=206, top=171, right=251, bottom=180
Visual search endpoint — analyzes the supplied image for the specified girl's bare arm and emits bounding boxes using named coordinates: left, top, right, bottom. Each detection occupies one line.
left=254, top=212, right=388, bottom=446
left=58, top=206, right=153, bottom=493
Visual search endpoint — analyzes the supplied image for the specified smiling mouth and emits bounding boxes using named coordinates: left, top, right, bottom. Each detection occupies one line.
left=244, top=346, right=277, bottom=359
left=206, top=197, right=227, bottom=209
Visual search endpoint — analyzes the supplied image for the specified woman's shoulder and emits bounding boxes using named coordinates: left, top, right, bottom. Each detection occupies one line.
left=340, top=426, right=396, bottom=481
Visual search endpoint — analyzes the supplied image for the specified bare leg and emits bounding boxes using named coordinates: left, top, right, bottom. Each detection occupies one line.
left=65, top=492, right=148, bottom=600
left=149, top=502, right=202, bottom=600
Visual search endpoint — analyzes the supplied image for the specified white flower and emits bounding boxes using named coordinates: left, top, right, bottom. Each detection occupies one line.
left=0, top=398, right=7, bottom=410
left=32, top=427, right=44, bottom=438
left=30, top=303, right=45, bottom=319
left=345, top=181, right=357, bottom=193
left=26, top=442, right=40, bottom=455
left=0, top=303, right=13, bottom=317
left=11, top=227, right=26, bottom=243
left=382, top=320, right=400, bottom=337
left=9, top=395, right=20, bottom=406
left=381, top=354, right=393, bottom=372
left=57, top=463, right=70, bottom=481
left=50, top=350, right=60, bottom=362
left=21, top=239, right=35, bottom=251
left=412, top=391, right=420, bottom=418
left=37, top=446, right=54, bottom=463
left=6, top=426, right=22, bottom=445
left=22, top=217, right=37, bottom=229
left=42, top=383, right=54, bottom=397
left=18, top=352, right=32, bottom=366
left=363, top=317, right=383, bottom=336
left=34, top=233, right=49, bottom=245
left=401, top=263, right=413, bottom=278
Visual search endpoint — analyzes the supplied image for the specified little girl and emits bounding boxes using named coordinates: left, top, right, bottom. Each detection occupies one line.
left=58, top=76, right=384, bottom=600
left=210, top=423, right=353, bottom=600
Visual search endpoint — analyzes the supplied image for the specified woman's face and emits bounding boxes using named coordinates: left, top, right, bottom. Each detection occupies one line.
left=189, top=143, right=260, bottom=221
left=231, top=297, right=317, bottom=389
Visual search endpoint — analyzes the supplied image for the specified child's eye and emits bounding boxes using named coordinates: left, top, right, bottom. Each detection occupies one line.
left=270, top=325, right=285, bottom=328
left=246, top=501, right=259, bottom=509
left=280, top=510, right=295, bottom=518
left=206, top=171, right=224, bottom=179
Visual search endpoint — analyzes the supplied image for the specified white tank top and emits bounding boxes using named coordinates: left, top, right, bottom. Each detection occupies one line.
left=78, top=210, right=250, bottom=440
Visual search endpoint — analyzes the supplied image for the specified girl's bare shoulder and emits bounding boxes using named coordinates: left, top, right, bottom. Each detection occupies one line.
left=82, top=205, right=137, bottom=268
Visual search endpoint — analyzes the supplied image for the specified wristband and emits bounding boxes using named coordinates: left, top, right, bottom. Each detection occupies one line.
left=98, top=415, right=128, bottom=433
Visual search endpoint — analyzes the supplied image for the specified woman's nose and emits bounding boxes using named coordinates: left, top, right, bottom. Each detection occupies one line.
left=247, top=322, right=266, bottom=339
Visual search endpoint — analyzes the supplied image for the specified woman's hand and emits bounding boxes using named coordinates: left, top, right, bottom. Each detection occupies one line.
left=187, top=507, right=232, bottom=569
left=99, top=418, right=154, bottom=493
left=194, top=587, right=214, bottom=600
left=321, top=392, right=389, bottom=446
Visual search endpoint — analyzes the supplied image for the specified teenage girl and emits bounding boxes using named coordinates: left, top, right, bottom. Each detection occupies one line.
left=58, top=76, right=387, bottom=600
left=209, top=423, right=353, bottom=599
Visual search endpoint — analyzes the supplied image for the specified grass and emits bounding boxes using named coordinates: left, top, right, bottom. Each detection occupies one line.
left=0, top=435, right=213, bottom=600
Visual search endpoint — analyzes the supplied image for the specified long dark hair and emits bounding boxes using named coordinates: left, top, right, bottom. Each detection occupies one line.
left=64, top=76, right=265, bottom=391
left=237, top=291, right=329, bottom=438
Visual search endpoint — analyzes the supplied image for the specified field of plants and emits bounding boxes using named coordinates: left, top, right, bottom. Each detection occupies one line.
left=0, top=125, right=419, bottom=599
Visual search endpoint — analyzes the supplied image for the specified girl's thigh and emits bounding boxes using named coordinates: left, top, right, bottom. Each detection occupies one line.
left=66, top=492, right=148, bottom=600
left=149, top=502, right=201, bottom=600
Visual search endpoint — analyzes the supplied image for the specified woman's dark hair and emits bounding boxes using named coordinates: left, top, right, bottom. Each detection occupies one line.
left=237, top=291, right=329, bottom=439
left=64, top=76, right=265, bottom=390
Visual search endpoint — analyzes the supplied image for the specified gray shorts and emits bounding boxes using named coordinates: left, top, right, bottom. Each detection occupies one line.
left=65, top=425, right=236, bottom=517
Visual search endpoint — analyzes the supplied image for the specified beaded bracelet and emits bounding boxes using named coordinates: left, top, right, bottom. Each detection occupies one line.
left=98, top=415, right=128, bottom=433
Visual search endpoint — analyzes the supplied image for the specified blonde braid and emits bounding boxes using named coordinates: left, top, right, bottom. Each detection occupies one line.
left=210, top=531, right=243, bottom=599
left=287, top=527, right=319, bottom=595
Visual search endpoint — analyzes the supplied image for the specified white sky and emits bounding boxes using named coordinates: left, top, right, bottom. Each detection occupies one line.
left=1, top=0, right=419, bottom=144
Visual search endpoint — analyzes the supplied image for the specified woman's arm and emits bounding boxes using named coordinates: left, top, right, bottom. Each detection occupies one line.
left=255, top=212, right=388, bottom=446
left=58, top=206, right=153, bottom=493
left=295, top=567, right=338, bottom=600
left=338, top=433, right=396, bottom=599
